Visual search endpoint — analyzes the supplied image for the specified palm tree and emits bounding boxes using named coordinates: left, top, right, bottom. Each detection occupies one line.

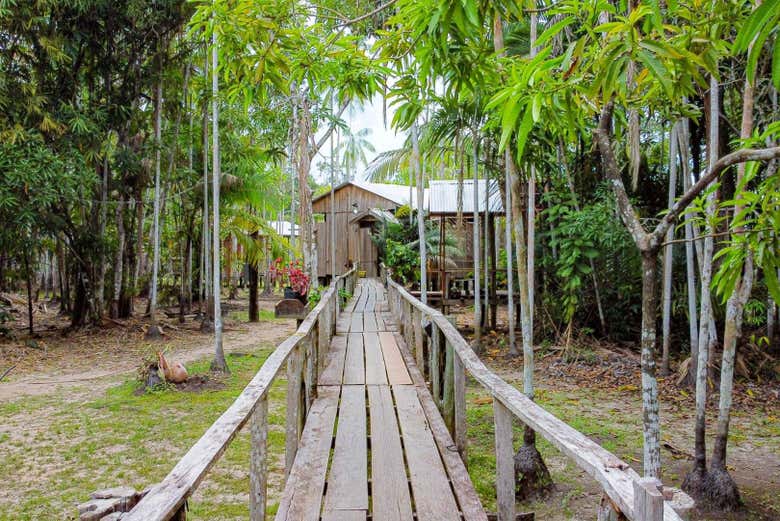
left=338, top=127, right=376, bottom=181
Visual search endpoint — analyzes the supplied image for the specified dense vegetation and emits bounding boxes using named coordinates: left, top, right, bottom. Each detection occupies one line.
left=1, top=0, right=779, bottom=514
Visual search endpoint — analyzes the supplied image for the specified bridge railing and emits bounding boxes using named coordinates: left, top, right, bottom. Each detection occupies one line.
left=117, top=269, right=357, bottom=521
left=382, top=267, right=688, bottom=521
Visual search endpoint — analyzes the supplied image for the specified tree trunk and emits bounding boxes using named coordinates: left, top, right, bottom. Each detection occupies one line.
left=201, top=44, right=213, bottom=329
left=708, top=35, right=759, bottom=509
left=472, top=128, right=481, bottom=350
left=413, top=120, right=426, bottom=304
left=211, top=30, right=228, bottom=373
left=661, top=123, right=679, bottom=375
left=684, top=73, right=720, bottom=497
left=146, top=74, right=164, bottom=340
left=24, top=252, right=34, bottom=336
left=249, top=231, right=259, bottom=322
left=679, top=121, right=699, bottom=380
left=111, top=194, right=126, bottom=318
left=95, top=156, right=109, bottom=320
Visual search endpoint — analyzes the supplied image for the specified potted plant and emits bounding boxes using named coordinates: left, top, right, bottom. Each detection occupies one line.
left=270, top=259, right=310, bottom=304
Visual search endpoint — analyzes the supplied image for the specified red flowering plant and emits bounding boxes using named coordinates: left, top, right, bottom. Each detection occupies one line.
left=268, top=258, right=310, bottom=296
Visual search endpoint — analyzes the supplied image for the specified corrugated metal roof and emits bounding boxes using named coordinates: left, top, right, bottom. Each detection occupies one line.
left=427, top=179, right=504, bottom=215
left=258, top=220, right=299, bottom=237
left=311, top=180, right=419, bottom=207
left=351, top=180, right=419, bottom=206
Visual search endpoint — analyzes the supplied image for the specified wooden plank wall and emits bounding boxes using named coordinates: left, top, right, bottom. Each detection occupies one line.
left=313, top=185, right=399, bottom=279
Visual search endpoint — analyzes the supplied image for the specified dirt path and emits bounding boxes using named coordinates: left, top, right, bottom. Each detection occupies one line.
left=0, top=319, right=296, bottom=402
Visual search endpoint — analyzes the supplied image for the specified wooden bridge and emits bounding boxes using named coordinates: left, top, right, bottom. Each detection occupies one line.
left=103, top=270, right=689, bottom=521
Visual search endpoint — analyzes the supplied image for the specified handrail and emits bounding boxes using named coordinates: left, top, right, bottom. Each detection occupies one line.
left=122, top=268, right=357, bottom=521
left=382, top=269, right=685, bottom=521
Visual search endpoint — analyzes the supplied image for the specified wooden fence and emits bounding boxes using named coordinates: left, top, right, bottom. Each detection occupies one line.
left=120, top=269, right=357, bottom=521
left=382, top=268, right=689, bottom=521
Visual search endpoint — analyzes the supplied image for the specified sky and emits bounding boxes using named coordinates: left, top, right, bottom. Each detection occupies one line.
left=312, top=93, right=406, bottom=184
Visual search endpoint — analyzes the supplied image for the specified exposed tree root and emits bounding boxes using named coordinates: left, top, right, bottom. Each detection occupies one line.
left=701, top=467, right=742, bottom=512
left=144, top=324, right=163, bottom=340
left=514, top=430, right=554, bottom=501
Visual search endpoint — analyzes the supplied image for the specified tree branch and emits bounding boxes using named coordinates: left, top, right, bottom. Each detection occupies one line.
left=651, top=146, right=780, bottom=246
left=311, top=99, right=349, bottom=158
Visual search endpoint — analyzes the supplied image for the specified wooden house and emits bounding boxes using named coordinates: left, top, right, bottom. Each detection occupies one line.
left=311, top=181, right=417, bottom=280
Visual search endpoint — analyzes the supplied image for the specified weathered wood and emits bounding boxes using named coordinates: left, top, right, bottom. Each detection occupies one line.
left=385, top=277, right=685, bottom=521
left=304, top=331, right=318, bottom=409
left=454, top=353, right=467, bottom=458
left=319, top=335, right=348, bottom=386
left=633, top=478, right=663, bottom=521
left=122, top=268, right=355, bottom=521
left=350, top=312, right=364, bottom=333
left=367, top=385, right=414, bottom=521
left=441, top=340, right=455, bottom=434
left=323, top=386, right=368, bottom=512
left=394, top=333, right=487, bottom=521
left=343, top=332, right=365, bottom=385
left=336, top=312, right=351, bottom=334
left=285, top=345, right=304, bottom=478
left=378, top=332, right=412, bottom=385
left=413, top=308, right=424, bottom=371
left=494, top=398, right=515, bottom=521
left=275, top=386, right=340, bottom=521
left=392, top=385, right=462, bottom=520
left=250, top=395, right=268, bottom=521
left=364, top=312, right=379, bottom=332
left=363, top=332, right=388, bottom=385
left=430, top=321, right=442, bottom=404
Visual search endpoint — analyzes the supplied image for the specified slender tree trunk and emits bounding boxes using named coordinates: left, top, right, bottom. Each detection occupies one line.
left=201, top=44, right=212, bottom=328
left=661, top=123, right=679, bottom=375
left=472, top=128, right=481, bottom=350
left=413, top=120, right=426, bottom=304
left=24, top=251, right=33, bottom=336
left=146, top=74, right=164, bottom=339
left=211, top=29, right=228, bottom=373
left=111, top=194, right=126, bottom=318
left=249, top=232, right=259, bottom=322
left=684, top=73, right=720, bottom=496
left=487, top=12, right=513, bottom=346
left=95, top=156, right=109, bottom=320
left=708, top=34, right=760, bottom=508
left=679, top=121, right=699, bottom=379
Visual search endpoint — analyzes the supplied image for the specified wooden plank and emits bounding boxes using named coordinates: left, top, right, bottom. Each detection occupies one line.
left=346, top=285, right=361, bottom=313
left=378, top=332, right=411, bottom=385
left=393, top=385, right=461, bottom=520
left=394, top=332, right=487, bottom=521
left=343, top=332, right=365, bottom=385
left=364, top=312, right=379, bottom=332
left=494, top=398, right=515, bottom=521
left=365, top=285, right=377, bottom=312
left=350, top=312, right=364, bottom=333
left=368, top=385, right=414, bottom=521
left=336, top=313, right=351, bottom=334
left=633, top=478, right=663, bottom=521
left=285, top=346, right=304, bottom=478
left=375, top=312, right=386, bottom=331
left=275, top=386, right=340, bottom=521
left=319, top=335, right=348, bottom=386
left=322, top=510, right=366, bottom=521
left=363, top=332, right=388, bottom=385
left=250, top=395, right=268, bottom=521
left=323, top=386, right=368, bottom=512
left=454, top=354, right=467, bottom=457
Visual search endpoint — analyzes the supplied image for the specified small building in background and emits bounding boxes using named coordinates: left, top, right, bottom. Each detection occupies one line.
left=312, top=181, right=418, bottom=280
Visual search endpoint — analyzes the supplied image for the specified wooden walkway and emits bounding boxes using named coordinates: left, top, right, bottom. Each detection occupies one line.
left=276, top=278, right=485, bottom=521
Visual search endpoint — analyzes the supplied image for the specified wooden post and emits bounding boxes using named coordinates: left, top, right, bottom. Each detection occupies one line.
left=304, top=331, right=317, bottom=409
left=493, top=398, right=515, bottom=521
left=414, top=309, right=424, bottom=371
left=250, top=394, right=268, bottom=521
left=454, top=353, right=467, bottom=457
left=597, top=494, right=626, bottom=521
left=442, top=340, right=455, bottom=433
left=431, top=321, right=442, bottom=404
left=285, top=345, right=303, bottom=478
left=634, top=478, right=663, bottom=521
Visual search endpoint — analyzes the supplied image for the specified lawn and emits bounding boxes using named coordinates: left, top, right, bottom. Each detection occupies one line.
left=0, top=350, right=288, bottom=521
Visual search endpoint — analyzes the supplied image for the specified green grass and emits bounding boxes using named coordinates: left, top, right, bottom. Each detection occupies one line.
left=227, top=309, right=278, bottom=322
left=0, top=350, right=288, bottom=521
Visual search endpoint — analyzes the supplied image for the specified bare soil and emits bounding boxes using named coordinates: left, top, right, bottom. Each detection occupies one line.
left=0, top=295, right=293, bottom=400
